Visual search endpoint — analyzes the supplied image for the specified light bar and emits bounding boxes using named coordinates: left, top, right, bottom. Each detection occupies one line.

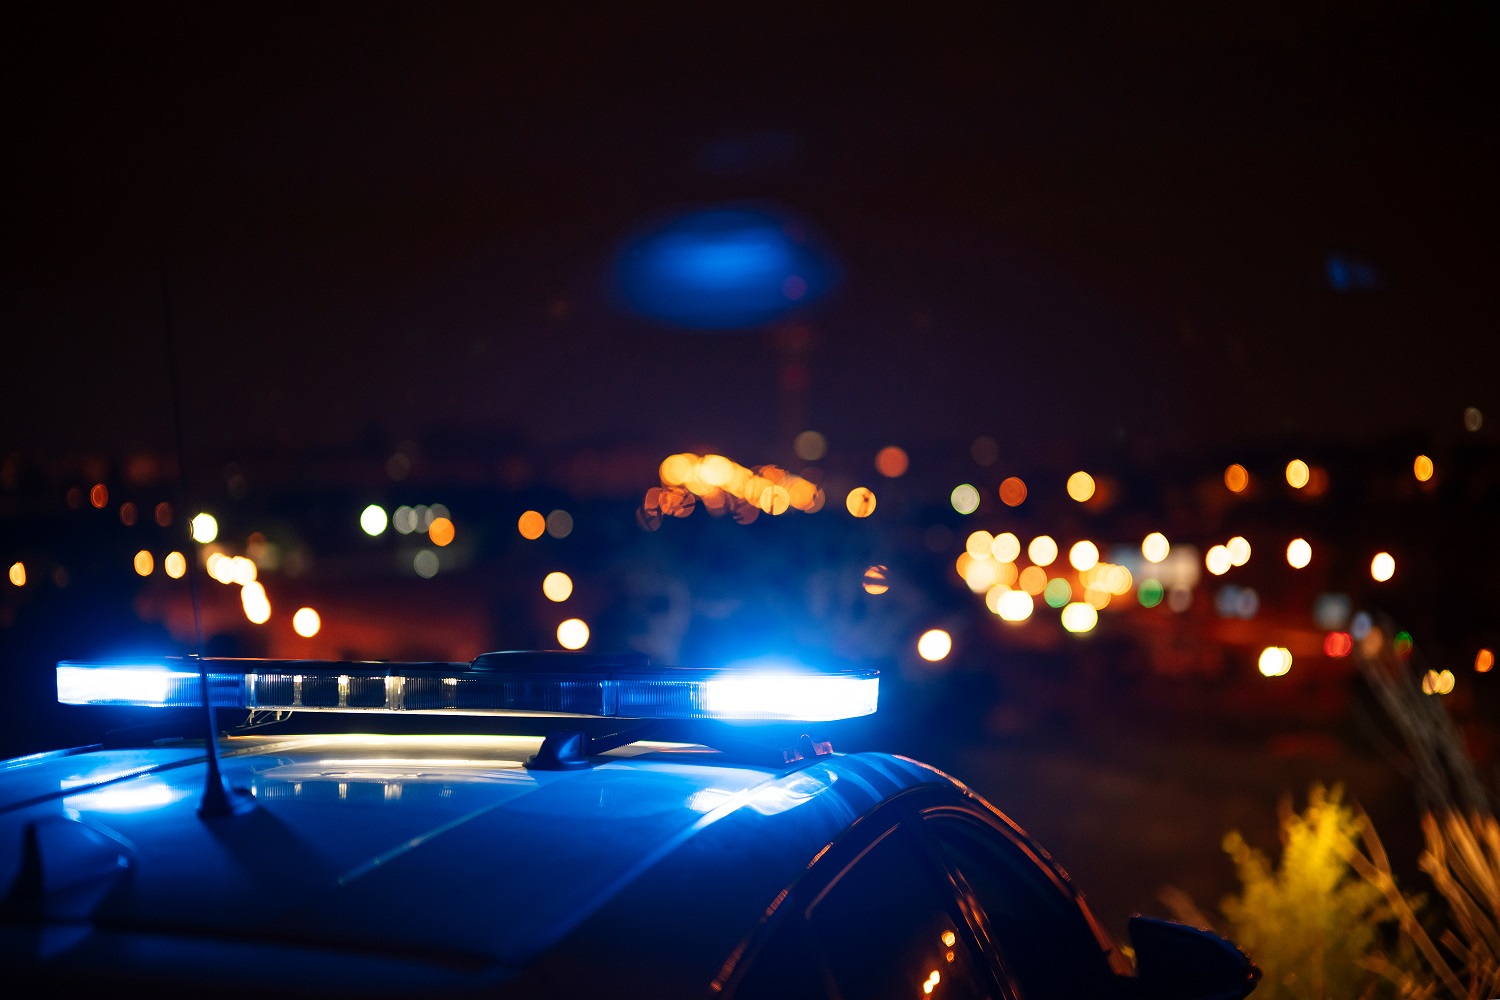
left=55, top=652, right=879, bottom=722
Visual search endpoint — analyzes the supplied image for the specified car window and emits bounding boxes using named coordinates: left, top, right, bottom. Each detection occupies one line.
left=735, top=822, right=995, bottom=1000
left=925, top=815, right=1117, bottom=1000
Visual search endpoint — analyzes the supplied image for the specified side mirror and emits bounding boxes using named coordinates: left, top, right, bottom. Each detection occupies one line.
left=1128, top=916, right=1260, bottom=999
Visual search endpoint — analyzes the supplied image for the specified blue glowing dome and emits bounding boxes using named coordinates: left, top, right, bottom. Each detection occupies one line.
left=614, top=206, right=835, bottom=330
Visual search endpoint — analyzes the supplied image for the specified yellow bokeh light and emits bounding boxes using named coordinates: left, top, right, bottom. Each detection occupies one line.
left=942, top=930, right=957, bottom=948
left=164, top=551, right=187, bottom=579
left=1224, top=464, right=1249, bottom=493
left=1027, top=535, right=1058, bottom=567
left=557, top=618, right=590, bottom=650
left=984, top=584, right=1008, bottom=615
left=1226, top=536, right=1251, bottom=567
left=1084, top=587, right=1111, bottom=610
left=991, top=532, right=1021, bottom=563
left=874, top=446, right=909, bottom=478
left=1060, top=602, right=1098, bottom=633
left=240, top=581, right=271, bottom=625
left=133, top=550, right=154, bottom=577
left=1371, top=552, right=1396, bottom=582
left=1285, top=459, right=1310, bottom=489
left=699, top=455, right=734, bottom=487
left=1414, top=455, right=1434, bottom=482
left=965, top=530, right=995, bottom=559
left=660, top=454, right=696, bottom=485
left=428, top=516, right=455, bottom=547
left=994, top=561, right=1019, bottom=588
left=542, top=571, right=574, bottom=602
left=1258, top=646, right=1292, bottom=677
left=863, top=565, right=890, bottom=595
left=997, top=589, right=1034, bottom=622
left=846, top=487, right=877, bottom=518
left=359, top=504, right=388, bottom=536
left=8, top=561, right=26, bottom=587
left=1205, top=545, right=1232, bottom=576
left=1066, top=471, right=1096, bottom=503
left=961, top=558, right=1001, bottom=593
left=1017, top=565, right=1048, bottom=596
left=229, top=556, right=257, bottom=587
left=1286, top=538, right=1312, bottom=569
left=1142, top=532, right=1170, bottom=564
left=292, top=607, right=321, bottom=638
left=1476, top=649, right=1495, bottom=674
left=206, top=552, right=232, bottom=584
left=1422, top=669, right=1456, bottom=696
left=1068, top=540, right=1099, bottom=572
left=917, top=629, right=952, bottom=662
left=190, top=512, right=219, bottom=544
left=998, top=477, right=1027, bottom=507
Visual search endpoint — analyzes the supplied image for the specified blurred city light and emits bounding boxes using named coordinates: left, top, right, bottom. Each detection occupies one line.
left=991, top=532, right=1021, bottom=562
left=1138, top=579, right=1164, bottom=608
left=119, top=502, right=137, bottom=526
left=862, top=565, right=889, bottom=595
left=546, top=510, right=574, bottom=538
left=1026, top=536, right=1057, bottom=568
left=1068, top=540, right=1100, bottom=572
left=413, top=550, right=439, bottom=578
left=360, top=504, right=389, bottom=536
left=950, top=484, right=980, bottom=515
left=1413, top=455, right=1434, bottom=482
left=8, top=562, right=25, bottom=587
left=1285, top=460, right=1310, bottom=489
left=1017, top=566, right=1047, bottom=596
left=614, top=206, right=834, bottom=329
left=133, top=550, right=153, bottom=577
left=1258, top=646, right=1292, bottom=677
left=393, top=506, right=417, bottom=534
left=1205, top=545, right=1232, bottom=576
left=190, top=512, right=219, bottom=544
left=971, top=436, right=999, bottom=466
left=1287, top=538, right=1312, bottom=569
left=90, top=483, right=108, bottom=508
left=154, top=502, right=173, bottom=527
left=163, top=551, right=186, bottom=579
left=1371, top=552, right=1396, bottom=582
left=1060, top=602, right=1098, bottom=634
left=792, top=431, right=827, bottom=462
left=997, top=590, right=1034, bottom=622
left=1224, top=464, right=1250, bottom=493
left=1324, top=632, right=1354, bottom=657
left=557, top=618, right=590, bottom=650
left=1313, top=593, right=1351, bottom=630
left=1477, top=649, right=1495, bottom=673
left=1225, top=536, right=1251, bottom=567
left=1465, top=406, right=1484, bottom=432
left=428, top=516, right=455, bottom=547
left=241, top=582, right=271, bottom=624
left=542, top=571, right=574, bottom=602
left=517, top=510, right=546, bottom=540
left=292, top=607, right=321, bottom=638
left=846, top=487, right=877, bottom=518
left=875, top=446, right=909, bottom=478
left=228, top=556, right=257, bottom=587
left=998, top=476, right=1027, bottom=507
left=917, top=629, right=952, bottom=662
left=1422, top=669, right=1455, bottom=696
left=1141, top=532, right=1170, bottom=564
left=1066, top=471, right=1096, bottom=503
left=966, top=530, right=994, bottom=559
left=1044, top=578, right=1072, bottom=608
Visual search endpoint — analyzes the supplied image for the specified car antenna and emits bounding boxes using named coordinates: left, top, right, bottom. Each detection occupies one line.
left=159, top=260, right=255, bottom=820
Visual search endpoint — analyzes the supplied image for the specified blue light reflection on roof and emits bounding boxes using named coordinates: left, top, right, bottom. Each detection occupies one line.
left=614, top=206, right=836, bottom=329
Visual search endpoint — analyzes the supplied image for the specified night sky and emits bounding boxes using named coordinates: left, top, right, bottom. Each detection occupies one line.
left=5, top=4, right=1497, bottom=463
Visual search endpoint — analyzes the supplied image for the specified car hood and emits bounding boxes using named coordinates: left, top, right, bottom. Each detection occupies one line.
left=0, top=734, right=785, bottom=972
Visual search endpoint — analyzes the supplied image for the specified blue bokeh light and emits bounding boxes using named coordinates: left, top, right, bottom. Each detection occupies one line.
left=614, top=206, right=835, bottom=329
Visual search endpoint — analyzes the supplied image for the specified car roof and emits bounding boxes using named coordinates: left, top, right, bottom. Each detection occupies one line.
left=0, top=732, right=955, bottom=994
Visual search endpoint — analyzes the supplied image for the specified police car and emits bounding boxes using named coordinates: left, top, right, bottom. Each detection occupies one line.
left=0, top=651, right=1258, bottom=998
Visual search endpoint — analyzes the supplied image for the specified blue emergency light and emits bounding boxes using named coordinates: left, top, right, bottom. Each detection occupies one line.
left=55, top=651, right=879, bottom=722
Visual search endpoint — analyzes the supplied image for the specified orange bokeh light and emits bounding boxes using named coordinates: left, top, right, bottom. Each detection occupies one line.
left=874, top=446, right=909, bottom=478
left=999, top=477, right=1027, bottom=507
left=517, top=510, right=546, bottom=540
left=428, top=516, right=455, bottom=547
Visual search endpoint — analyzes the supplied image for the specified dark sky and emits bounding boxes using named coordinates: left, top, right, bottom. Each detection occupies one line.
left=5, top=4, right=1497, bottom=464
